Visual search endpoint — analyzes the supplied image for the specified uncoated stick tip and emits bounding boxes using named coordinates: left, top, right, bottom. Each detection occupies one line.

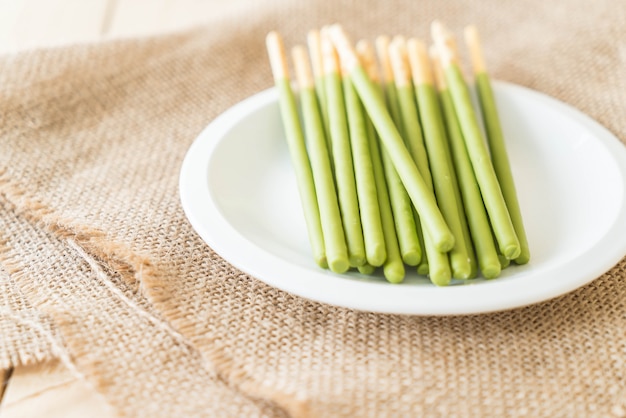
left=320, top=31, right=339, bottom=75
left=266, top=31, right=288, bottom=80
left=430, top=20, right=452, bottom=45
left=307, top=28, right=320, bottom=39
left=464, top=25, right=487, bottom=74
left=389, top=37, right=411, bottom=87
left=307, top=29, right=324, bottom=79
left=327, top=24, right=359, bottom=72
left=430, top=20, right=446, bottom=46
left=375, top=35, right=394, bottom=83
left=406, top=38, right=433, bottom=86
left=356, top=40, right=380, bottom=82
left=292, top=45, right=314, bottom=88
left=374, top=34, right=390, bottom=54
left=429, top=46, right=447, bottom=90
left=390, top=34, right=407, bottom=54
left=430, top=20, right=458, bottom=68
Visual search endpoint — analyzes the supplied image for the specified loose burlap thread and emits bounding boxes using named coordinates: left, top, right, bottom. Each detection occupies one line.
left=1, top=1, right=626, bottom=417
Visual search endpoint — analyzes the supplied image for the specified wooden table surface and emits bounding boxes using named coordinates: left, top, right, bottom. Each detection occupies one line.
left=0, top=1, right=224, bottom=416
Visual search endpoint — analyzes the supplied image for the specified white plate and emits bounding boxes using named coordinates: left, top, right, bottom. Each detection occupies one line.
left=180, top=81, right=626, bottom=315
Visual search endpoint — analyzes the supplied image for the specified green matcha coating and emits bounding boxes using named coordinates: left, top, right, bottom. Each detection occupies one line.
left=343, top=77, right=387, bottom=267
left=415, top=218, right=430, bottom=275
left=395, top=86, right=433, bottom=187
left=313, top=75, right=334, bottom=171
left=395, top=84, right=451, bottom=281
left=475, top=73, right=530, bottom=265
left=436, top=94, right=478, bottom=279
left=397, top=85, right=451, bottom=285
left=422, top=231, right=452, bottom=286
left=349, top=66, right=455, bottom=253
left=357, top=263, right=376, bottom=275
left=415, top=83, right=472, bottom=279
left=365, top=102, right=405, bottom=283
left=439, top=87, right=501, bottom=279
left=275, top=78, right=327, bottom=268
left=381, top=81, right=421, bottom=266
left=299, top=85, right=350, bottom=273
left=324, top=72, right=366, bottom=267
left=443, top=122, right=478, bottom=279
left=444, top=65, right=520, bottom=260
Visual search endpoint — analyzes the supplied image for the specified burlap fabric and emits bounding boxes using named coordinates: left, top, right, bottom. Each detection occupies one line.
left=1, top=1, right=625, bottom=416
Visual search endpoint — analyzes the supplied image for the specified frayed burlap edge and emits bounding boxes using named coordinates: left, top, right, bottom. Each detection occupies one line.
left=0, top=168, right=295, bottom=417
left=0, top=169, right=155, bottom=294
left=0, top=278, right=65, bottom=370
left=142, top=270, right=315, bottom=417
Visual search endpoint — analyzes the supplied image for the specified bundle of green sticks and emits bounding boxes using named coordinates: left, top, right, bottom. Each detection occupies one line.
left=265, top=22, right=530, bottom=286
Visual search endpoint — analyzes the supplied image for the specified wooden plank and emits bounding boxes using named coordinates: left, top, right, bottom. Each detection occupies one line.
left=107, top=0, right=241, bottom=38
left=158, top=0, right=256, bottom=32
left=0, top=0, right=237, bottom=54
left=0, top=361, right=117, bottom=418
left=157, top=0, right=223, bottom=32
left=1, top=368, right=12, bottom=404
left=107, top=0, right=170, bottom=38
left=0, top=0, right=110, bottom=53
left=0, top=0, right=26, bottom=53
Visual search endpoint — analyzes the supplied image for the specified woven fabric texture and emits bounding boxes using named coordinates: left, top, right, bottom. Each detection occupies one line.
left=1, top=1, right=625, bottom=416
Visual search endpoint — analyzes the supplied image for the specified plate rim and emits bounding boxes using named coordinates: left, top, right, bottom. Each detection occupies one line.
left=179, top=81, right=626, bottom=315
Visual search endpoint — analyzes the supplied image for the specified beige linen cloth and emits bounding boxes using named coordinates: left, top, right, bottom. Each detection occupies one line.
left=2, top=0, right=626, bottom=416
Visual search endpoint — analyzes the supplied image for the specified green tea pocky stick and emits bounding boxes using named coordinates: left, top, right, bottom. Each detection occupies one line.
left=342, top=64, right=387, bottom=267
left=415, top=221, right=430, bottom=276
left=383, top=37, right=430, bottom=275
left=431, top=48, right=500, bottom=279
left=266, top=32, right=327, bottom=268
left=356, top=40, right=405, bottom=282
left=321, top=33, right=366, bottom=267
left=375, top=36, right=405, bottom=138
left=375, top=35, right=422, bottom=266
left=431, top=21, right=520, bottom=260
left=387, top=38, right=433, bottom=192
left=465, top=25, right=530, bottom=265
left=330, top=25, right=455, bottom=254
left=307, top=29, right=333, bottom=168
left=388, top=37, right=452, bottom=285
left=292, top=45, right=350, bottom=273
left=406, top=38, right=472, bottom=280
